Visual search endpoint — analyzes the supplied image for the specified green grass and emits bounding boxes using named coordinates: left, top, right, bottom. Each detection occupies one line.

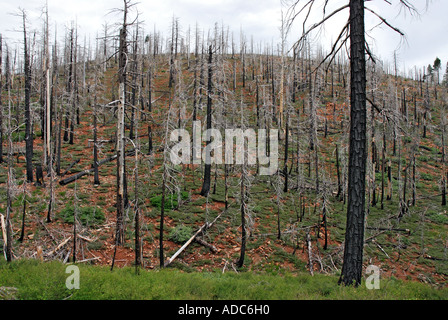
left=0, top=259, right=447, bottom=300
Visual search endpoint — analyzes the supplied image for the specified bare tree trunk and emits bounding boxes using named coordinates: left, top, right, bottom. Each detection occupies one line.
left=336, top=144, right=342, bottom=200
left=283, top=110, right=289, bottom=192
left=134, top=108, right=141, bottom=271
left=159, top=165, right=167, bottom=268
left=115, top=5, right=129, bottom=247
left=236, top=157, right=247, bottom=268
left=200, top=45, right=213, bottom=196
left=339, top=0, right=367, bottom=287
left=93, top=91, right=100, bottom=186
left=147, top=68, right=153, bottom=155
left=44, top=5, right=51, bottom=168
left=18, top=182, right=27, bottom=242
left=23, top=11, right=34, bottom=182
left=5, top=83, right=13, bottom=261
left=322, top=198, right=328, bottom=250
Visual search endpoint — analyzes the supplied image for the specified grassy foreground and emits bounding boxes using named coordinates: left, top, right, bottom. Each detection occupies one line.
left=0, top=259, right=447, bottom=300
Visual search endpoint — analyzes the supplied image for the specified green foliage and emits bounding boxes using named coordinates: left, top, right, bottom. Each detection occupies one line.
left=1, top=259, right=447, bottom=300
left=57, top=205, right=105, bottom=226
left=168, top=224, right=194, bottom=244
left=87, top=241, right=105, bottom=251
left=427, top=211, right=448, bottom=224
left=421, top=173, right=433, bottom=181
left=150, top=191, right=189, bottom=210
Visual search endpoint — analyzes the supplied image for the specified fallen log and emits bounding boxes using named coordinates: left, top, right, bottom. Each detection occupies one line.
left=59, top=168, right=95, bottom=186
left=164, top=210, right=224, bottom=267
left=419, top=145, right=433, bottom=152
left=59, top=149, right=135, bottom=186
left=87, top=139, right=113, bottom=147
left=195, top=237, right=218, bottom=253
left=46, top=237, right=72, bottom=257
left=366, top=227, right=411, bottom=235
left=60, top=159, right=80, bottom=177
left=94, top=149, right=136, bottom=167
left=424, top=254, right=447, bottom=261
left=76, top=256, right=101, bottom=263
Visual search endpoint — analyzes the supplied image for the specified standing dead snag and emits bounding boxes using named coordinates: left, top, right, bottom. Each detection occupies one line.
left=200, top=45, right=214, bottom=196
left=4, top=60, right=14, bottom=262
left=285, top=0, right=416, bottom=287
left=43, top=3, right=51, bottom=168
left=22, top=9, right=34, bottom=182
left=237, top=157, right=248, bottom=268
left=339, top=0, right=368, bottom=287
left=133, top=103, right=142, bottom=271
left=115, top=0, right=135, bottom=248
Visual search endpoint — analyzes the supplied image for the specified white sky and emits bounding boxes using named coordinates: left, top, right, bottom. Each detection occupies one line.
left=0, top=0, right=446, bottom=75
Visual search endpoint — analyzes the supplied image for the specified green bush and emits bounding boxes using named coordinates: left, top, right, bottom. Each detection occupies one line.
left=168, top=224, right=193, bottom=244
left=421, top=173, right=433, bottom=181
left=57, top=205, right=105, bottom=226
left=150, top=191, right=189, bottom=210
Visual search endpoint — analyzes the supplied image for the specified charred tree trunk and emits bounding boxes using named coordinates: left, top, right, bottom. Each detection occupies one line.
left=200, top=45, right=213, bottom=197
left=19, top=184, right=27, bottom=242
left=23, top=13, right=34, bottom=182
left=236, top=163, right=247, bottom=268
left=339, top=0, right=367, bottom=287
left=93, top=101, right=100, bottom=186
left=283, top=110, right=289, bottom=192
left=336, top=144, right=342, bottom=200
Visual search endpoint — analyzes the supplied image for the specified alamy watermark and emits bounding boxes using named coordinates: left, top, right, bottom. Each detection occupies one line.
left=65, top=265, right=80, bottom=290
left=169, top=121, right=279, bottom=175
left=365, top=265, right=380, bottom=290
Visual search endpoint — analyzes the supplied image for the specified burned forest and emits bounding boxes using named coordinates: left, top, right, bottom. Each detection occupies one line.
left=0, top=0, right=447, bottom=296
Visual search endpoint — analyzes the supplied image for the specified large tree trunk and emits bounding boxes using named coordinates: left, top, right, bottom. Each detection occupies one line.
left=339, top=0, right=367, bottom=287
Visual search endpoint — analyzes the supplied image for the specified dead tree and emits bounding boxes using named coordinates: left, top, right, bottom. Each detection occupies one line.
left=200, top=45, right=214, bottom=196
left=22, top=10, right=34, bottom=182
left=4, top=59, right=14, bottom=262
left=114, top=0, right=136, bottom=248
left=285, top=0, right=416, bottom=287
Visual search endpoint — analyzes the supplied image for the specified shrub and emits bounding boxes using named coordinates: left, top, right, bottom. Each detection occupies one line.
left=57, top=205, right=105, bottom=226
left=168, top=224, right=193, bottom=244
left=421, top=173, right=433, bottom=181
left=150, top=191, right=189, bottom=210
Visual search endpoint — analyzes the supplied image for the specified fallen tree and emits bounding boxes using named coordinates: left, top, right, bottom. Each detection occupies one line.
left=59, top=149, right=135, bottom=186
left=164, top=210, right=225, bottom=267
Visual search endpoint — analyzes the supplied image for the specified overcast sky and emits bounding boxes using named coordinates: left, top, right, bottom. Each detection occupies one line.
left=0, top=0, right=446, bottom=74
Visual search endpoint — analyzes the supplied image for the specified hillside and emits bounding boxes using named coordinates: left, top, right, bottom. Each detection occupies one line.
left=0, top=31, right=447, bottom=292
